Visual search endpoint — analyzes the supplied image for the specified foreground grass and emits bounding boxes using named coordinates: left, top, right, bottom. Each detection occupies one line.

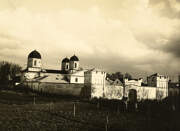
left=0, top=90, right=180, bottom=131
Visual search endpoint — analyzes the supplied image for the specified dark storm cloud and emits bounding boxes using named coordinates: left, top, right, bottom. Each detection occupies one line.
left=162, top=36, right=180, bottom=58
left=134, top=29, right=180, bottom=59
left=133, top=31, right=166, bottom=50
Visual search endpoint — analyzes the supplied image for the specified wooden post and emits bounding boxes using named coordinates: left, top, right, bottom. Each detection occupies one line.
left=33, top=94, right=36, bottom=105
left=73, top=103, right=76, bottom=117
left=51, top=102, right=54, bottom=113
left=105, top=124, right=108, bottom=131
left=125, top=101, right=128, bottom=110
left=106, top=115, right=109, bottom=125
left=135, top=102, right=138, bottom=111
left=172, top=104, right=176, bottom=111
left=105, top=115, right=109, bottom=131
left=31, top=82, right=33, bottom=91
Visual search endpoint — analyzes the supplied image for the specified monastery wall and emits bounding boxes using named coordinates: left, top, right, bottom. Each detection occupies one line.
left=104, top=85, right=123, bottom=100
left=125, top=85, right=159, bottom=101
left=24, top=82, right=84, bottom=97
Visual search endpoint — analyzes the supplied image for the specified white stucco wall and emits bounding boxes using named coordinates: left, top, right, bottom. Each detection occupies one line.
left=23, top=72, right=39, bottom=80
left=125, top=85, right=168, bottom=101
left=70, top=70, right=84, bottom=84
left=70, top=75, right=84, bottom=84
left=104, top=85, right=123, bottom=100
left=84, top=69, right=106, bottom=85
left=28, top=67, right=41, bottom=72
left=84, top=69, right=106, bottom=98
left=28, top=58, right=42, bottom=68
left=125, top=85, right=157, bottom=101
left=124, top=79, right=142, bottom=86
left=156, top=76, right=169, bottom=88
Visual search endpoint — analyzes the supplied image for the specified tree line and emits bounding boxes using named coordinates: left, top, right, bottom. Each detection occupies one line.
left=106, top=72, right=132, bottom=82
left=0, top=61, right=22, bottom=85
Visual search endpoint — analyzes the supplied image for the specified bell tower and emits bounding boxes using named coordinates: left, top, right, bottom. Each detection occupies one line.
left=69, top=55, right=79, bottom=73
left=27, top=50, right=42, bottom=72
left=61, top=57, right=70, bottom=71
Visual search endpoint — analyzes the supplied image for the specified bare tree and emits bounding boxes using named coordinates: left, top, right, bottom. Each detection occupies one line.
left=0, top=61, right=21, bottom=85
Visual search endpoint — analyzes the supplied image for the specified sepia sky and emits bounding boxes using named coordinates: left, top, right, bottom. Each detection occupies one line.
left=0, top=0, right=180, bottom=78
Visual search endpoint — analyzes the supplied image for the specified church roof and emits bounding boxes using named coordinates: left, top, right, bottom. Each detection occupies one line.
left=37, top=74, right=69, bottom=83
left=106, top=78, right=123, bottom=86
left=44, top=69, right=68, bottom=74
left=62, top=57, right=70, bottom=63
left=28, top=50, right=41, bottom=59
left=70, top=55, right=79, bottom=61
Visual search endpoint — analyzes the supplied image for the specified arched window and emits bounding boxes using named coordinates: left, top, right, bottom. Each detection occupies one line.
left=75, top=78, right=78, bottom=82
left=66, top=64, right=69, bottom=69
left=34, top=60, right=37, bottom=66
left=74, top=63, right=77, bottom=68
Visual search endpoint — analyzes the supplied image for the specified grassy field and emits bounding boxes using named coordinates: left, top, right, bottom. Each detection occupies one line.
left=0, top=89, right=180, bottom=131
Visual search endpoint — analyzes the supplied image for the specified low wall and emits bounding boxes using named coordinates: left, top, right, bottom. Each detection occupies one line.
left=24, top=82, right=85, bottom=97
left=23, top=82, right=168, bottom=101
left=89, top=84, right=124, bottom=100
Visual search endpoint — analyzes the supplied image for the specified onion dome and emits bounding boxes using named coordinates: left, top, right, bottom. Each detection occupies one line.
left=70, top=55, right=79, bottom=61
left=62, top=57, right=70, bottom=63
left=28, top=50, right=41, bottom=59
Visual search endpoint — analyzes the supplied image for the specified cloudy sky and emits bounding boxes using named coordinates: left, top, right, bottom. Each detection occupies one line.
left=0, top=0, right=180, bottom=79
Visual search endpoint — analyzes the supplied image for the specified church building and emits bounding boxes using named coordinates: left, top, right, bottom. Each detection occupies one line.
left=21, top=50, right=84, bottom=84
